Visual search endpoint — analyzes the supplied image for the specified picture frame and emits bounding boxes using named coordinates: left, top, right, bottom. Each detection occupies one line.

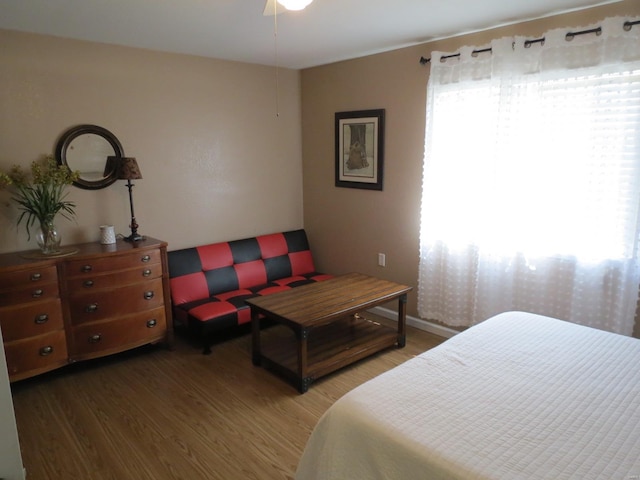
left=335, top=109, right=385, bottom=190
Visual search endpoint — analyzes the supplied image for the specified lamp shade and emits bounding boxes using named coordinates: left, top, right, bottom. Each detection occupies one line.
left=104, top=156, right=119, bottom=177
left=277, top=0, right=313, bottom=11
left=117, top=157, right=142, bottom=180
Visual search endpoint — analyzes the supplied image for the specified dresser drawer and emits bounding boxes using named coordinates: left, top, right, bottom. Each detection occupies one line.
left=65, top=249, right=161, bottom=277
left=0, top=264, right=58, bottom=292
left=70, top=307, right=167, bottom=358
left=0, top=299, right=64, bottom=341
left=1, top=236, right=171, bottom=382
left=0, top=282, right=59, bottom=307
left=68, top=278, right=164, bottom=325
left=5, top=330, right=68, bottom=380
left=65, top=263, right=163, bottom=292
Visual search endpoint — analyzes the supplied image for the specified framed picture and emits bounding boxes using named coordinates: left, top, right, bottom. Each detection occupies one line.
left=335, top=109, right=385, bottom=190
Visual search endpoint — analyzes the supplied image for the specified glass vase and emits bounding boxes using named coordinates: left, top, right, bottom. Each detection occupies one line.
left=36, top=221, right=61, bottom=255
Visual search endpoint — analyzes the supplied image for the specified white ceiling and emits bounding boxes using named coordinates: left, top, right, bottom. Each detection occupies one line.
left=0, top=0, right=623, bottom=69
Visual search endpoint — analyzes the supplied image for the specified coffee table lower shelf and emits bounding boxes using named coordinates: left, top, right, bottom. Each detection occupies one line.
left=254, top=315, right=400, bottom=393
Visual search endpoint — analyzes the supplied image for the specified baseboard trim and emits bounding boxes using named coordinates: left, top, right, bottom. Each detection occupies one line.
left=370, top=306, right=458, bottom=339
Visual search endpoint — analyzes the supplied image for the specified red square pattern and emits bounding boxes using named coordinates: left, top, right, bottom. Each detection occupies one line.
left=274, top=276, right=305, bottom=286
left=289, top=250, right=315, bottom=276
left=257, top=233, right=288, bottom=259
left=189, top=301, right=238, bottom=322
left=170, top=273, right=209, bottom=305
left=197, top=242, right=234, bottom=271
left=257, top=285, right=291, bottom=295
left=215, top=289, right=253, bottom=302
left=234, top=260, right=267, bottom=289
left=311, top=274, right=333, bottom=282
left=237, top=308, right=252, bottom=325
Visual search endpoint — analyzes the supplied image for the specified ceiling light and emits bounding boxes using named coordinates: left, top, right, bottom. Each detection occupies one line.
left=276, top=0, right=313, bottom=11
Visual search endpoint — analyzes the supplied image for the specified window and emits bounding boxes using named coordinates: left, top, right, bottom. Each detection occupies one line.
left=418, top=18, right=640, bottom=335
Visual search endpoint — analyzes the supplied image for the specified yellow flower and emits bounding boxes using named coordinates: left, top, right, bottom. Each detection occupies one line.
left=0, top=155, right=80, bottom=239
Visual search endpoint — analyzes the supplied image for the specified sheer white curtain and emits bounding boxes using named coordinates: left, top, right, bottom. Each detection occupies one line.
left=418, top=17, right=640, bottom=335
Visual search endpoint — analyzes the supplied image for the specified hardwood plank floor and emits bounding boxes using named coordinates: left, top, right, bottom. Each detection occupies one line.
left=10, top=314, right=445, bottom=480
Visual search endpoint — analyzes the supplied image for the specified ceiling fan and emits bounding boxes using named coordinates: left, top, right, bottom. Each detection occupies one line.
left=263, top=0, right=313, bottom=16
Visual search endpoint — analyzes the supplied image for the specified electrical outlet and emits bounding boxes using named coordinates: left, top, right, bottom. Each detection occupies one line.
left=378, top=253, right=386, bottom=267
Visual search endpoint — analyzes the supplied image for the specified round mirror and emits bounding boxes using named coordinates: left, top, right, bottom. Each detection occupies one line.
left=55, top=125, right=124, bottom=190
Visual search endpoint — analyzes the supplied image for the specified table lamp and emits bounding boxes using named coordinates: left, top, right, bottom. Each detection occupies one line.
left=116, top=157, right=144, bottom=242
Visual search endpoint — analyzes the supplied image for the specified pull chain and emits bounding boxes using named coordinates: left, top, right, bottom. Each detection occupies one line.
left=274, top=2, right=280, bottom=117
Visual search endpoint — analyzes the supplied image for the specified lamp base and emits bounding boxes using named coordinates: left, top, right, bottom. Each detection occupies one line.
left=125, top=212, right=143, bottom=242
left=124, top=233, right=144, bottom=242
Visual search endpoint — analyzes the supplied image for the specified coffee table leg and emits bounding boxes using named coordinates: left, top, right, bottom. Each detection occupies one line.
left=299, top=377, right=311, bottom=394
left=397, top=294, right=407, bottom=348
left=297, top=326, right=310, bottom=393
left=251, top=309, right=262, bottom=366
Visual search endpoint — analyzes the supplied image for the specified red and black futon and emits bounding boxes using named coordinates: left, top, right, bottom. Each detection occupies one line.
left=167, top=229, right=331, bottom=353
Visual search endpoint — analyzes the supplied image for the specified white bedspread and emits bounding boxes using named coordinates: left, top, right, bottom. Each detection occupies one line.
left=295, top=311, right=640, bottom=480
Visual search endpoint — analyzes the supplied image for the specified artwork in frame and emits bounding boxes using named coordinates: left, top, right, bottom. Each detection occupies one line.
left=335, top=109, right=385, bottom=190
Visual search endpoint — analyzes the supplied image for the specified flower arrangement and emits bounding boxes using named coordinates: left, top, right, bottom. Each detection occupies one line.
left=0, top=155, right=79, bottom=252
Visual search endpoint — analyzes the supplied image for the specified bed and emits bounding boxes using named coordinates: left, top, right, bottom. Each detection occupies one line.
left=295, top=311, right=640, bottom=479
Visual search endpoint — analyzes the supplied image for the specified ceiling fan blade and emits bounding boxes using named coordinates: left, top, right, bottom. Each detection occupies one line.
left=263, top=0, right=286, bottom=16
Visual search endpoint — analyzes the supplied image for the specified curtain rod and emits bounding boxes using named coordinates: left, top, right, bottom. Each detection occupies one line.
left=419, top=18, right=639, bottom=65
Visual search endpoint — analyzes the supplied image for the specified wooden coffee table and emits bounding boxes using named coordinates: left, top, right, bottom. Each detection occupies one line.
left=246, top=272, right=412, bottom=393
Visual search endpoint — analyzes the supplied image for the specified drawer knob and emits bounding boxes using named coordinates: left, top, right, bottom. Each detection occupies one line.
left=83, top=280, right=94, bottom=288
left=88, top=334, right=102, bottom=344
left=34, top=314, right=49, bottom=324
left=31, top=272, right=42, bottom=281
left=85, top=303, right=99, bottom=313
left=39, top=346, right=53, bottom=356
left=141, top=255, right=151, bottom=263
left=142, top=269, right=152, bottom=277
left=82, top=265, right=93, bottom=273
left=146, top=319, right=157, bottom=328
left=32, top=289, right=44, bottom=298
left=144, top=291, right=154, bottom=300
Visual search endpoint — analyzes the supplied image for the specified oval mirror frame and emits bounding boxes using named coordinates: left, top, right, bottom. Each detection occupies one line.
left=55, top=125, right=125, bottom=190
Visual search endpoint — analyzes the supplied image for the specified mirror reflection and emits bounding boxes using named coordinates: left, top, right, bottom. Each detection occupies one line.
left=66, top=133, right=114, bottom=181
left=55, top=125, right=124, bottom=190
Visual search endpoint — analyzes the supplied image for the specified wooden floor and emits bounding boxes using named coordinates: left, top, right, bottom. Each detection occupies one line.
left=10, top=314, right=445, bottom=480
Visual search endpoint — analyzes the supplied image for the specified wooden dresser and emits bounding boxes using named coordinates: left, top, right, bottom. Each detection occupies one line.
left=0, top=237, right=172, bottom=382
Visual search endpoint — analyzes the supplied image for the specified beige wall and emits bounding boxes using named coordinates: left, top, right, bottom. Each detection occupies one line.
left=0, top=30, right=303, bottom=253
left=301, top=0, right=640, bottom=323
left=2, top=2, right=639, bottom=329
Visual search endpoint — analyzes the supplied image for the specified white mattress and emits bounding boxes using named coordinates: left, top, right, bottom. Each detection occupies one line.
left=295, top=311, right=640, bottom=480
